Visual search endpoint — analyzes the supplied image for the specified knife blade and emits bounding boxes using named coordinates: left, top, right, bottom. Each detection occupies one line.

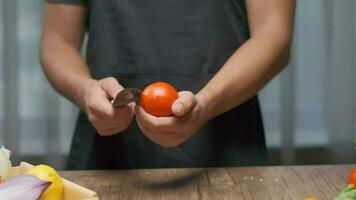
left=112, top=88, right=142, bottom=108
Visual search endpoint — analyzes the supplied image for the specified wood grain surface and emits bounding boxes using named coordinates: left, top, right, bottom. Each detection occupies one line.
left=60, top=165, right=354, bottom=200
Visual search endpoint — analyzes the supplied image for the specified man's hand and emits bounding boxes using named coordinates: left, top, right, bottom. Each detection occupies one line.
left=84, top=77, right=134, bottom=136
left=135, top=91, right=207, bottom=147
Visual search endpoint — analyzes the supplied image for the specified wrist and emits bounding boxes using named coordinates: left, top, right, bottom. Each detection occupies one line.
left=78, top=78, right=98, bottom=112
left=195, top=90, right=214, bottom=123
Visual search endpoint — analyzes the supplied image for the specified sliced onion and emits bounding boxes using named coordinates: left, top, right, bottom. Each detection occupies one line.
left=0, top=174, right=51, bottom=200
left=0, top=146, right=12, bottom=180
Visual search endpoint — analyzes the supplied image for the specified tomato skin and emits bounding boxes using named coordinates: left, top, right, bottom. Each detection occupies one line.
left=348, top=168, right=356, bottom=187
left=140, top=82, right=179, bottom=117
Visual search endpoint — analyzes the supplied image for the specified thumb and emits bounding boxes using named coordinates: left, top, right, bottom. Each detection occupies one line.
left=172, top=91, right=197, bottom=116
left=98, top=77, right=124, bottom=99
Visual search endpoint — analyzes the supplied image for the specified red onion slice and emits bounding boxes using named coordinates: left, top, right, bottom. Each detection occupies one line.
left=0, top=174, right=51, bottom=200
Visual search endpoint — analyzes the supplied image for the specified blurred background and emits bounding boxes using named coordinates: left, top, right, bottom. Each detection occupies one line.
left=0, top=0, right=355, bottom=169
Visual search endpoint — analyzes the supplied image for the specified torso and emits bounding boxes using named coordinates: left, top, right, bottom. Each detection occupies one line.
left=67, top=0, right=266, bottom=170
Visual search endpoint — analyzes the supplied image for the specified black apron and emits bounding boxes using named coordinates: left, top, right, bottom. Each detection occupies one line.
left=67, top=0, right=267, bottom=170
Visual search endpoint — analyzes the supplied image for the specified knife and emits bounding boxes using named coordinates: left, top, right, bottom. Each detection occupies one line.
left=112, top=88, right=142, bottom=108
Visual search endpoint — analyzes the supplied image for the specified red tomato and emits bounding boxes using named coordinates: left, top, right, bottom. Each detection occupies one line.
left=348, top=168, right=356, bottom=187
left=140, top=82, right=179, bottom=117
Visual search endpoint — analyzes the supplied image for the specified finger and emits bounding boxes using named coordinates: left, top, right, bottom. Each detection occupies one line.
left=135, top=106, right=176, bottom=132
left=135, top=110, right=183, bottom=147
left=135, top=114, right=153, bottom=134
left=96, top=126, right=117, bottom=136
left=99, top=77, right=124, bottom=99
left=89, top=97, right=116, bottom=119
left=141, top=130, right=184, bottom=148
left=88, top=88, right=115, bottom=118
left=172, top=91, right=197, bottom=116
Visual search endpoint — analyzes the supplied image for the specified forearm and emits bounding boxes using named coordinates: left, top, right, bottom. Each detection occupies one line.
left=40, top=34, right=95, bottom=111
left=197, top=33, right=291, bottom=120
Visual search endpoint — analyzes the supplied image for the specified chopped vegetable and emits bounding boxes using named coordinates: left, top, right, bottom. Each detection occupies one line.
left=348, top=169, right=356, bottom=187
left=0, top=146, right=12, bottom=181
left=26, top=165, right=64, bottom=200
left=0, top=174, right=50, bottom=200
left=335, top=184, right=356, bottom=200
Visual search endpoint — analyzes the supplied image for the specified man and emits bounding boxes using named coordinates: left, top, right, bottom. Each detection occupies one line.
left=41, top=0, right=295, bottom=169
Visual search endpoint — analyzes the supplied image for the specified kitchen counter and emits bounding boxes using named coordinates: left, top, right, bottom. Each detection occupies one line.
left=60, top=165, right=354, bottom=200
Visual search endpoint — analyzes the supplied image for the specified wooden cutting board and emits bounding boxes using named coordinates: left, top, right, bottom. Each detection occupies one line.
left=60, top=164, right=354, bottom=200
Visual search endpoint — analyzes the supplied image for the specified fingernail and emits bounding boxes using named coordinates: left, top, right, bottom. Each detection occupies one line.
left=173, top=103, right=184, bottom=115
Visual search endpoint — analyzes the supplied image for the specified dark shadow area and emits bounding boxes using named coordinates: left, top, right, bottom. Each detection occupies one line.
left=134, top=170, right=206, bottom=190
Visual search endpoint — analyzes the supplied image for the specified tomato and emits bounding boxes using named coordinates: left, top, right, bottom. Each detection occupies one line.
left=140, top=82, right=179, bottom=117
left=348, top=168, right=356, bottom=187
